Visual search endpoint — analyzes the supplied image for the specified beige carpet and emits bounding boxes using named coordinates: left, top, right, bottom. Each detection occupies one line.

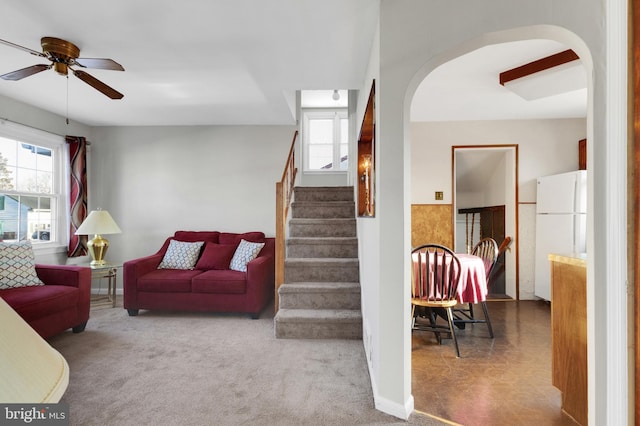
left=48, top=299, right=445, bottom=426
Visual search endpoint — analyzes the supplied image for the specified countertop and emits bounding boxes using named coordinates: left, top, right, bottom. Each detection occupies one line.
left=548, top=253, right=587, bottom=267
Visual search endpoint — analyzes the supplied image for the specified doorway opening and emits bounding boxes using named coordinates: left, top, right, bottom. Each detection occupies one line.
left=406, top=25, right=593, bottom=423
left=452, top=145, right=518, bottom=299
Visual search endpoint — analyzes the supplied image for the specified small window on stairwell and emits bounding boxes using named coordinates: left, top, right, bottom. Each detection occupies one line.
left=302, top=109, right=348, bottom=172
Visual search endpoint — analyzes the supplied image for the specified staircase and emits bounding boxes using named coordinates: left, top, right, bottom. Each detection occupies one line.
left=274, top=186, right=362, bottom=339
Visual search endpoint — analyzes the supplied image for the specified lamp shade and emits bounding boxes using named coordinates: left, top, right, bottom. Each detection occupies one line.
left=74, top=210, right=121, bottom=236
left=0, top=297, right=69, bottom=402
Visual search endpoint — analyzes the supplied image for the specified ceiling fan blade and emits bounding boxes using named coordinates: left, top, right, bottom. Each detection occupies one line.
left=72, top=69, right=123, bottom=99
left=1, top=64, right=51, bottom=81
left=74, top=58, right=124, bottom=71
left=0, top=38, right=47, bottom=58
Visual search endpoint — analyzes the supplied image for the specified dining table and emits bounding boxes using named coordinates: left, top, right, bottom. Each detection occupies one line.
left=454, top=253, right=489, bottom=304
left=411, top=252, right=488, bottom=304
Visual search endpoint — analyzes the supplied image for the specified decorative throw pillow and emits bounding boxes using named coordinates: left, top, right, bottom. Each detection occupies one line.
left=158, top=240, right=204, bottom=270
left=0, top=240, right=45, bottom=289
left=195, top=243, right=237, bottom=270
left=229, top=239, right=265, bottom=272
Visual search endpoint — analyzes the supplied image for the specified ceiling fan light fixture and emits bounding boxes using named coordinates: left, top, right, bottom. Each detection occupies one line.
left=53, top=62, right=68, bottom=76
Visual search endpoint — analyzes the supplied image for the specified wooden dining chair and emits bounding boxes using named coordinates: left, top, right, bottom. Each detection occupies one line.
left=487, top=236, right=513, bottom=284
left=411, top=244, right=463, bottom=357
left=453, top=237, right=498, bottom=338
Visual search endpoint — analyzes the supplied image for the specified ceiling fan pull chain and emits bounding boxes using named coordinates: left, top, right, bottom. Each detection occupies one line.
left=66, top=75, right=69, bottom=125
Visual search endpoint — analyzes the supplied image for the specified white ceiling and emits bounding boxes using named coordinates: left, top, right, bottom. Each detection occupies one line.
left=456, top=149, right=508, bottom=193
left=0, top=2, right=586, bottom=127
left=411, top=39, right=587, bottom=122
left=0, top=0, right=379, bottom=126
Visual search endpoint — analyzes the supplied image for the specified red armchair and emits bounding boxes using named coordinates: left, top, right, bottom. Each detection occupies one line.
left=0, top=264, right=91, bottom=339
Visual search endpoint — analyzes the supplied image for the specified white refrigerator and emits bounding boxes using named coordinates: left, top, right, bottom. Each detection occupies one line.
left=534, top=170, right=587, bottom=301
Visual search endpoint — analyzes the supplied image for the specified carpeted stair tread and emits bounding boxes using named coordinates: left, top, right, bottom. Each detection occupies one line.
left=292, top=200, right=354, bottom=206
left=287, top=237, right=358, bottom=244
left=276, top=308, right=362, bottom=322
left=293, top=186, right=353, bottom=202
left=278, top=282, right=361, bottom=310
left=275, top=308, right=363, bottom=339
left=289, top=218, right=356, bottom=224
left=291, top=200, right=355, bottom=219
left=279, top=282, right=361, bottom=292
left=288, top=218, right=356, bottom=238
left=285, top=258, right=359, bottom=265
left=286, top=237, right=358, bottom=258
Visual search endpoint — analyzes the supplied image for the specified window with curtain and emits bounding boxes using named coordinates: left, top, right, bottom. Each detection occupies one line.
left=302, top=109, right=348, bottom=171
left=0, top=122, right=66, bottom=246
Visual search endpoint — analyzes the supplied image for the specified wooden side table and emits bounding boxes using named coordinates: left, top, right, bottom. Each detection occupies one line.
left=83, top=263, right=121, bottom=308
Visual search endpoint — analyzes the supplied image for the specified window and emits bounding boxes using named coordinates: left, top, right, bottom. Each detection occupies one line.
left=302, top=109, right=348, bottom=171
left=0, top=122, right=66, bottom=246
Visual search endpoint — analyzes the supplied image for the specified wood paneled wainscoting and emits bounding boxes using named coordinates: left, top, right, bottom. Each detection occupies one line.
left=411, top=204, right=453, bottom=248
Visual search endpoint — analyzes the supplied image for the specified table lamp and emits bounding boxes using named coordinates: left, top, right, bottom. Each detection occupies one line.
left=74, top=209, right=121, bottom=266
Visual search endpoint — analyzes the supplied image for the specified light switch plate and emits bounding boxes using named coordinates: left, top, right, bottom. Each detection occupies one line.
left=435, top=191, right=443, bottom=200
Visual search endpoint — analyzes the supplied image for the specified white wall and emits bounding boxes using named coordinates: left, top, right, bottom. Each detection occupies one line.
left=89, top=125, right=296, bottom=265
left=411, top=118, right=586, bottom=299
left=0, top=95, right=92, bottom=141
left=354, top=20, right=397, bottom=418
left=485, top=153, right=507, bottom=206
left=411, top=119, right=586, bottom=205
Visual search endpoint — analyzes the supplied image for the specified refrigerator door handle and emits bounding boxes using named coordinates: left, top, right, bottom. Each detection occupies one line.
left=573, top=178, right=579, bottom=213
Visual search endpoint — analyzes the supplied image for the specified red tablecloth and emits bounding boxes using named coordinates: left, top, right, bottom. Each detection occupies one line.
left=455, top=253, right=488, bottom=303
left=412, top=252, right=487, bottom=304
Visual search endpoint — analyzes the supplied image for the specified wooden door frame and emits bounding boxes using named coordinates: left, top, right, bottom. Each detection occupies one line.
left=451, top=144, right=519, bottom=300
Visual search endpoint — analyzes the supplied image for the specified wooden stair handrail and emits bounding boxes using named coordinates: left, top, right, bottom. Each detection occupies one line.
left=275, top=130, right=298, bottom=312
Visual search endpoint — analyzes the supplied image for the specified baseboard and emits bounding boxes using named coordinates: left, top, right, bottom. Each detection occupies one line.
left=375, top=392, right=414, bottom=421
left=362, top=340, right=414, bottom=420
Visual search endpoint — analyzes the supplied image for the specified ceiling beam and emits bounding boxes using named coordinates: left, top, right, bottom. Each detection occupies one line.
left=499, top=49, right=580, bottom=86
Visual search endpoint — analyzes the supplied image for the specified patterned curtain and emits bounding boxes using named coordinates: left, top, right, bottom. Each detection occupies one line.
left=66, top=136, right=88, bottom=257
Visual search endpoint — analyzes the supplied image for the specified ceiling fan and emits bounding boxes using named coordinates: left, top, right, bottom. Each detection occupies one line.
left=0, top=36, right=124, bottom=99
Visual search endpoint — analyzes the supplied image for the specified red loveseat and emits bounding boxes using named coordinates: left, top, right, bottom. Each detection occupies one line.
left=123, top=231, right=275, bottom=319
left=0, top=265, right=92, bottom=339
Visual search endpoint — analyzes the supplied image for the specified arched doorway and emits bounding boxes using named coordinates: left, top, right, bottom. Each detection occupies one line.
left=407, top=29, right=591, bottom=423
